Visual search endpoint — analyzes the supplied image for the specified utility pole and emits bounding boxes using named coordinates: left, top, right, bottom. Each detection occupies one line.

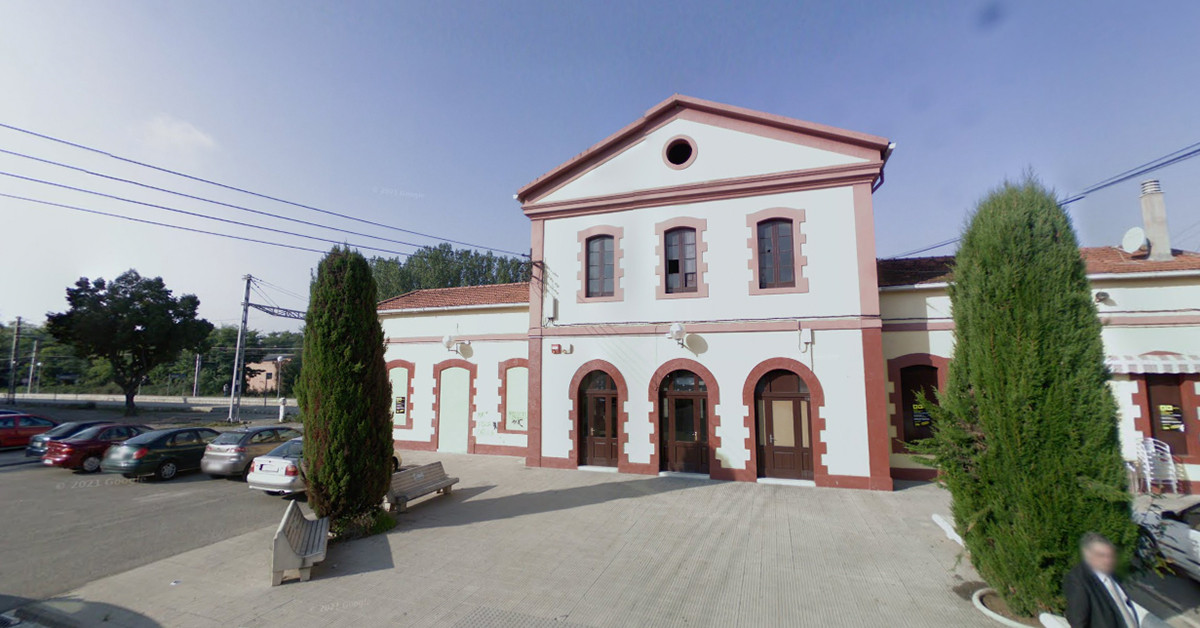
left=226, top=275, right=252, bottom=423
left=25, top=339, right=38, bottom=396
left=6, top=317, right=20, bottom=405
left=192, top=353, right=201, bottom=398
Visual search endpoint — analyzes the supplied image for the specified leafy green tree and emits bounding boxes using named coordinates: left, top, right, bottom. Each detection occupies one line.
left=296, top=247, right=392, bottom=523
left=45, top=270, right=213, bottom=415
left=370, top=243, right=530, bottom=301
left=918, top=179, right=1135, bottom=615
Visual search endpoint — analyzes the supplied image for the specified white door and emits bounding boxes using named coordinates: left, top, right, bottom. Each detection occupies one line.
left=437, top=367, right=470, bottom=453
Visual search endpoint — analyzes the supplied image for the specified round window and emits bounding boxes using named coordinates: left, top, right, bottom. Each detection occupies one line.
left=663, top=136, right=696, bottom=169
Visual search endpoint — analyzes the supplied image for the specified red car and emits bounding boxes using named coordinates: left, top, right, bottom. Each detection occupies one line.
left=0, top=413, right=58, bottom=448
left=43, top=423, right=152, bottom=472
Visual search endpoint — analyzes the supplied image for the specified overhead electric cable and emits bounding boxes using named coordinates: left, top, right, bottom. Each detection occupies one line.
left=0, top=192, right=325, bottom=254
left=0, top=170, right=412, bottom=257
left=0, top=121, right=528, bottom=257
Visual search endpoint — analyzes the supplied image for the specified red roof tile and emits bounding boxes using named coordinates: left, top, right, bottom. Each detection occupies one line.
left=877, top=247, right=1200, bottom=287
left=377, top=282, right=530, bottom=311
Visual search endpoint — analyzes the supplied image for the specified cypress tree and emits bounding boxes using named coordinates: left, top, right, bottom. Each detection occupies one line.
left=296, top=247, right=393, bottom=524
left=921, top=178, right=1135, bottom=615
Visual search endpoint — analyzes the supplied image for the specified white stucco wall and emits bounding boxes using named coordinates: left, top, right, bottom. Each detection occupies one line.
left=381, top=306, right=529, bottom=452
left=538, top=328, right=873, bottom=478
left=541, top=185, right=867, bottom=326
left=541, top=118, right=866, bottom=204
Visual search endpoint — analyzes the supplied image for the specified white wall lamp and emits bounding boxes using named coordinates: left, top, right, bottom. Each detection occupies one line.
left=800, top=328, right=814, bottom=353
left=665, top=322, right=687, bottom=347
left=442, top=335, right=470, bottom=354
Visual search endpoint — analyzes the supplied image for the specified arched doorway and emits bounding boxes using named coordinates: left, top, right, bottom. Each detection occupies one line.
left=658, top=370, right=709, bottom=474
left=578, top=371, right=619, bottom=467
left=754, top=370, right=812, bottom=479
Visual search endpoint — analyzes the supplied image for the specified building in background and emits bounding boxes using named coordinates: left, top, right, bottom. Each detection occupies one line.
left=378, top=96, right=1200, bottom=491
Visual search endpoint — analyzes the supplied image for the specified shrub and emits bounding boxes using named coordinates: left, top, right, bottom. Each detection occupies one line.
left=296, top=247, right=393, bottom=522
left=918, top=178, right=1136, bottom=615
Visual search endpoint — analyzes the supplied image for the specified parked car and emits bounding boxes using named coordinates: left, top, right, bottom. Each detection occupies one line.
left=26, top=420, right=115, bottom=457
left=42, top=424, right=153, bottom=472
left=100, top=427, right=221, bottom=480
left=1135, top=504, right=1200, bottom=581
left=0, top=414, right=58, bottom=448
left=247, top=438, right=403, bottom=496
left=201, top=426, right=302, bottom=479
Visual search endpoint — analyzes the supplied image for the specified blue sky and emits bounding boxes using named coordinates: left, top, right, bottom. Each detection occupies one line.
left=2, top=1, right=1199, bottom=331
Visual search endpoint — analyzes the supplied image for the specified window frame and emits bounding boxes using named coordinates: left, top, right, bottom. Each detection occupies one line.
left=655, top=217, right=709, bottom=299
left=576, top=225, right=624, bottom=303
left=746, top=208, right=809, bottom=295
left=585, top=235, right=615, bottom=298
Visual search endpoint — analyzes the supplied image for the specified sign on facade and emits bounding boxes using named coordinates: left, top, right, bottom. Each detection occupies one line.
left=1159, top=403, right=1184, bottom=431
left=395, top=396, right=407, bottom=416
left=911, top=402, right=931, bottom=427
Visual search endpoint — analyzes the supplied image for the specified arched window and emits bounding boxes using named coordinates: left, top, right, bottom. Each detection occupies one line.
left=586, top=235, right=615, bottom=298
left=756, top=218, right=795, bottom=289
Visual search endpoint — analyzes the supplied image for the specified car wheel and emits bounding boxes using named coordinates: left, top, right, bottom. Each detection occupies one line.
left=155, top=460, right=178, bottom=481
left=392, top=457, right=400, bottom=473
left=208, top=474, right=224, bottom=479
left=81, top=456, right=102, bottom=473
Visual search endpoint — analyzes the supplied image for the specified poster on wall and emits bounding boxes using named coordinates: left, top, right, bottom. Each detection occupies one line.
left=1159, top=403, right=1184, bottom=432
left=911, top=402, right=932, bottom=427
left=394, top=396, right=407, bottom=416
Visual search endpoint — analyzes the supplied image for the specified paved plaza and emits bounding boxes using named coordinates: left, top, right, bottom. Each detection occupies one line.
left=11, top=451, right=1000, bottom=627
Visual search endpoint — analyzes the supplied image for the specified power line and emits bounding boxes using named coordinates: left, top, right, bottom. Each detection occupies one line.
left=884, top=139, right=1200, bottom=259
left=0, top=192, right=326, bottom=254
left=0, top=170, right=413, bottom=257
left=0, top=146, right=435, bottom=251
left=0, top=121, right=528, bottom=257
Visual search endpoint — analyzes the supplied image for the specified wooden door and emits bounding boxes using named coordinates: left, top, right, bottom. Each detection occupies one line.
left=661, top=395, right=709, bottom=473
left=1148, top=375, right=1187, bottom=456
left=579, top=371, right=619, bottom=467
left=755, top=371, right=813, bottom=480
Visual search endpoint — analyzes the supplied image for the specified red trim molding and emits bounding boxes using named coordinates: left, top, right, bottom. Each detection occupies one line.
left=576, top=225, right=625, bottom=303
left=431, top=358, right=478, bottom=454
left=524, top=161, right=883, bottom=219
left=538, top=318, right=878, bottom=337
left=654, top=216, right=710, bottom=299
left=861, top=328, right=894, bottom=491
left=385, top=359, right=417, bottom=430
left=891, top=467, right=937, bottom=482
left=746, top=207, right=809, bottom=296
left=881, top=321, right=955, bottom=332
left=740, top=358, right=827, bottom=484
left=886, top=353, right=950, bottom=454
left=645, top=359, right=722, bottom=478
left=558, top=359, right=630, bottom=472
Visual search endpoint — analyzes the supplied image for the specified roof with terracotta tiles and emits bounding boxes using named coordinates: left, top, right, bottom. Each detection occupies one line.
left=377, top=282, right=530, bottom=311
left=878, top=247, right=1200, bottom=287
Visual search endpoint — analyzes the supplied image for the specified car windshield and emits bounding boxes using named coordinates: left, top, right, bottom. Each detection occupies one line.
left=211, top=432, right=246, bottom=445
left=123, top=430, right=170, bottom=446
left=43, top=422, right=84, bottom=437
left=267, top=440, right=303, bottom=458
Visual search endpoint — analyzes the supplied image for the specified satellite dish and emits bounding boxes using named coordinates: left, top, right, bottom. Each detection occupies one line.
left=1121, top=227, right=1147, bottom=254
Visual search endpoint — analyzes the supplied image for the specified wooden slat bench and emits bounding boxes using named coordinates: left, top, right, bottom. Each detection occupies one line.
left=271, top=500, right=329, bottom=586
left=384, top=462, right=459, bottom=514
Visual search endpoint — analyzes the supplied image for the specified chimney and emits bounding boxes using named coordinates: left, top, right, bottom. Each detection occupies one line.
left=1139, top=179, right=1173, bottom=261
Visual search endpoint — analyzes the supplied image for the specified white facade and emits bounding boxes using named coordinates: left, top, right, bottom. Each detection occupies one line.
left=377, top=95, right=1200, bottom=491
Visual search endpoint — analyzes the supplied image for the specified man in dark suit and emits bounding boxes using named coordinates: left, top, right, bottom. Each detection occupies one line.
left=1064, top=532, right=1139, bottom=628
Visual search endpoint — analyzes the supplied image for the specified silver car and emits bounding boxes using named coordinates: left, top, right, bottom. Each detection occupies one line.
left=201, top=426, right=302, bottom=479
left=247, top=437, right=403, bottom=496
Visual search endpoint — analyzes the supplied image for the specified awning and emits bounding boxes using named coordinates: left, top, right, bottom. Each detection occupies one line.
left=1107, top=354, right=1200, bottom=374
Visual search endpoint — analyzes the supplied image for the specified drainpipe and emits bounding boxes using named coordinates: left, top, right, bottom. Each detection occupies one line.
left=872, top=142, right=896, bottom=192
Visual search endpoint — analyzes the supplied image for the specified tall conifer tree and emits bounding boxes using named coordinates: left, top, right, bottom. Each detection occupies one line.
left=921, top=179, right=1135, bottom=615
left=296, top=247, right=393, bottom=521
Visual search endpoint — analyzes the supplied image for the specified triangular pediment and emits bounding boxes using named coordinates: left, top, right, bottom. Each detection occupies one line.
left=518, top=95, right=890, bottom=207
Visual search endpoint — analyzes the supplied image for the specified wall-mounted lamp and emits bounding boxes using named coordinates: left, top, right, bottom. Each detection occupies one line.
left=665, top=322, right=686, bottom=347
left=1094, top=291, right=1110, bottom=304
left=800, top=328, right=814, bottom=353
left=442, top=335, right=470, bottom=354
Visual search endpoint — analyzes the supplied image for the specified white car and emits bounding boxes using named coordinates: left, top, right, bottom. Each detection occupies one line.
left=1134, top=503, right=1200, bottom=581
left=246, top=437, right=404, bottom=496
